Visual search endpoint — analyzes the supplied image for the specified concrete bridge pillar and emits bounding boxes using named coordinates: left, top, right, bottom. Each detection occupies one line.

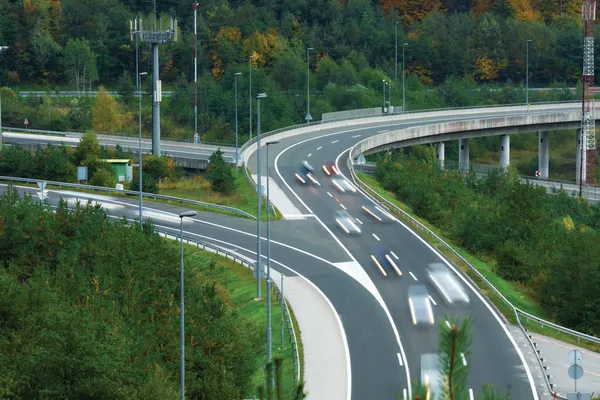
left=499, top=134, right=510, bottom=169
left=436, top=142, right=445, bottom=170
left=459, top=139, right=469, bottom=173
left=538, top=131, right=549, bottom=179
left=576, top=128, right=582, bottom=184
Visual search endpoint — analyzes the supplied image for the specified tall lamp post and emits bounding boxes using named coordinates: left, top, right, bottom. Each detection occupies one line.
left=178, top=210, right=197, bottom=400
left=193, top=2, right=199, bottom=144
left=265, top=139, right=279, bottom=365
left=402, top=43, right=408, bottom=113
left=382, top=79, right=386, bottom=113
left=249, top=55, right=257, bottom=140
left=526, top=39, right=532, bottom=106
left=255, top=92, right=267, bottom=299
left=137, top=71, right=148, bottom=226
left=395, top=22, right=398, bottom=82
left=306, top=47, right=313, bottom=125
left=0, top=45, right=9, bottom=151
left=234, top=72, right=242, bottom=173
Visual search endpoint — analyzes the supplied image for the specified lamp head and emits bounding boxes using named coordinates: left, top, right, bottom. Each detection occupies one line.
left=266, top=141, right=279, bottom=146
left=179, top=210, right=197, bottom=218
left=139, top=72, right=148, bottom=76
left=257, top=93, right=267, bottom=99
left=235, top=72, right=242, bottom=76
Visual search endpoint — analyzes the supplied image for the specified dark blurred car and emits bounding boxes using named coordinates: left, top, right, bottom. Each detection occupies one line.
left=322, top=162, right=340, bottom=176
left=361, top=204, right=396, bottom=223
left=370, top=248, right=402, bottom=277
left=295, top=161, right=320, bottom=185
left=408, top=285, right=435, bottom=326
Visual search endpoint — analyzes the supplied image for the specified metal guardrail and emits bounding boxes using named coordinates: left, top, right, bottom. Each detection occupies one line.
left=345, top=155, right=600, bottom=398
left=0, top=175, right=255, bottom=219
left=153, top=225, right=301, bottom=394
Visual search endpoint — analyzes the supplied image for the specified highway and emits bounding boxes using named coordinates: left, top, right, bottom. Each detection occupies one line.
left=245, top=109, right=577, bottom=399
left=8, top=104, right=589, bottom=399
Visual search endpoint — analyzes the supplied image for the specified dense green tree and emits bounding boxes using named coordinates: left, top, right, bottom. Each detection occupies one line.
left=206, top=149, right=235, bottom=193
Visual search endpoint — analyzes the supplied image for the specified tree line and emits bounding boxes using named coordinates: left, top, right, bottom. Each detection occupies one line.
left=0, top=189, right=265, bottom=398
left=0, top=0, right=589, bottom=143
left=375, top=148, right=600, bottom=335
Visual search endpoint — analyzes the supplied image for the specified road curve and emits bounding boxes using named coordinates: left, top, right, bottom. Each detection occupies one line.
left=246, top=109, right=564, bottom=399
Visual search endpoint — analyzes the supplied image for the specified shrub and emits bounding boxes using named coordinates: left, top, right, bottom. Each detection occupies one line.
left=90, top=168, right=116, bottom=188
left=205, top=149, right=235, bottom=193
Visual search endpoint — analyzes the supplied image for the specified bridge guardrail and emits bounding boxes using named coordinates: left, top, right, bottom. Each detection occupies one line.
left=0, top=175, right=255, bottom=219
left=241, top=162, right=277, bottom=218
left=345, top=155, right=600, bottom=398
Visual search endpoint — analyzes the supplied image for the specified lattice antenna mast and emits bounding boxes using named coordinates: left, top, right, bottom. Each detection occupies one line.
left=581, top=0, right=596, bottom=186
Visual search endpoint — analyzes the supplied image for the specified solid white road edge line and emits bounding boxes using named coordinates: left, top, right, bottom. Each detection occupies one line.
left=469, top=388, right=474, bottom=400
left=154, top=223, right=351, bottom=400
left=334, top=148, right=540, bottom=400
left=274, top=133, right=412, bottom=399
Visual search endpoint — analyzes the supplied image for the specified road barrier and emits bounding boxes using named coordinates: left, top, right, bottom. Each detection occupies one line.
left=0, top=175, right=255, bottom=219
left=345, top=154, right=599, bottom=399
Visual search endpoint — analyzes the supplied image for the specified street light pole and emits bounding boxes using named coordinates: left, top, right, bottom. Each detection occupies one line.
left=265, top=139, right=279, bottom=365
left=138, top=69, right=148, bottom=227
left=526, top=39, right=531, bottom=107
left=178, top=210, right=197, bottom=400
left=306, top=47, right=313, bottom=125
left=249, top=55, right=256, bottom=140
left=395, top=22, right=398, bottom=82
left=402, top=43, right=408, bottom=113
left=256, top=92, right=267, bottom=299
left=193, top=2, right=199, bottom=144
left=382, top=79, right=386, bottom=113
left=0, top=46, right=6, bottom=151
left=234, top=72, right=242, bottom=174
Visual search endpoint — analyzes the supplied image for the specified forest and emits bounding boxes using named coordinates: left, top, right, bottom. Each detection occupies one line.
left=0, top=189, right=270, bottom=398
left=374, top=148, right=600, bottom=335
left=0, top=0, right=591, bottom=143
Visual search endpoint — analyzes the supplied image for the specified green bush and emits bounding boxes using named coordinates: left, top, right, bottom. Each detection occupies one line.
left=33, top=145, right=77, bottom=182
left=129, top=170, right=159, bottom=193
left=205, top=149, right=235, bottom=193
left=90, top=167, right=116, bottom=187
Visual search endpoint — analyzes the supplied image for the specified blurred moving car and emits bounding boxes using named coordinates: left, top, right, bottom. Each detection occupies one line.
left=332, top=178, right=357, bottom=193
left=334, top=210, right=361, bottom=234
left=361, top=204, right=396, bottom=222
left=322, top=162, right=340, bottom=176
left=426, top=263, right=470, bottom=305
left=370, top=248, right=402, bottom=277
left=421, top=353, right=441, bottom=400
left=408, top=285, right=435, bottom=325
left=295, top=161, right=320, bottom=185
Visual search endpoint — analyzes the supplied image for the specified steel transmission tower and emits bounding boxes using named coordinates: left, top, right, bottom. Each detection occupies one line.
left=581, top=0, right=596, bottom=186
left=130, top=2, right=178, bottom=157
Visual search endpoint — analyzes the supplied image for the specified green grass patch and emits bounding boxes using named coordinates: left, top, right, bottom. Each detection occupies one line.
left=159, top=168, right=280, bottom=221
left=186, top=247, right=301, bottom=398
left=355, top=171, right=600, bottom=349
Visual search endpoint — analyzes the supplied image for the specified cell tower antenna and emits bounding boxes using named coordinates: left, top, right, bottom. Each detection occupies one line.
left=130, top=1, right=177, bottom=156
left=580, top=0, right=596, bottom=188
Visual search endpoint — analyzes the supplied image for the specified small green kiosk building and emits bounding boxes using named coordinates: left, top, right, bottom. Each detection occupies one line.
left=101, top=159, right=132, bottom=183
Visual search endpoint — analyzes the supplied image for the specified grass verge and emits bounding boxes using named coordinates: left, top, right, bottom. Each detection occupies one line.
left=186, top=246, right=301, bottom=398
left=356, top=171, right=600, bottom=352
left=159, top=168, right=280, bottom=221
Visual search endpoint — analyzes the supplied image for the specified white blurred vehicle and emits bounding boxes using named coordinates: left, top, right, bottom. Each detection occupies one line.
left=408, top=285, right=435, bottom=326
left=331, top=178, right=357, bottom=193
left=426, top=263, right=470, bottom=305
left=421, top=353, right=441, bottom=400
left=334, top=210, right=361, bottom=234
left=361, top=204, right=396, bottom=222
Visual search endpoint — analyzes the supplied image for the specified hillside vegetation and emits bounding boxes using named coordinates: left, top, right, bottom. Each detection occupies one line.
left=0, top=0, right=586, bottom=143
left=375, top=148, right=600, bottom=335
left=0, top=188, right=279, bottom=398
